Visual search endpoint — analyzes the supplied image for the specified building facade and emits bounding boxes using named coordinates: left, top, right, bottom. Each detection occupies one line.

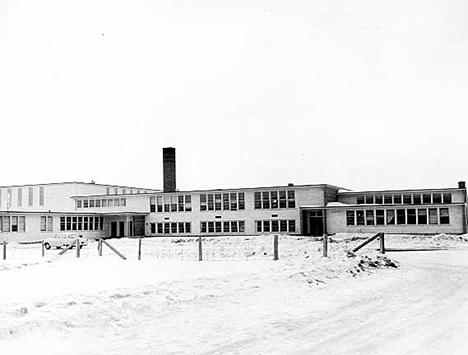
left=1, top=148, right=466, bottom=242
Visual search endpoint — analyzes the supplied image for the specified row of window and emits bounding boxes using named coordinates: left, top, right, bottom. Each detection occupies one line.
left=150, top=222, right=192, bottom=234
left=200, top=193, right=245, bottom=211
left=60, top=216, right=105, bottom=231
left=356, top=192, right=452, bottom=205
left=201, top=220, right=245, bottom=233
left=105, top=187, right=150, bottom=195
left=0, top=187, right=45, bottom=208
left=254, top=190, right=296, bottom=209
left=256, top=219, right=296, bottom=233
left=0, top=216, right=26, bottom=232
left=150, top=195, right=192, bottom=213
left=40, top=216, right=53, bottom=232
left=76, top=198, right=127, bottom=209
left=346, top=208, right=450, bottom=226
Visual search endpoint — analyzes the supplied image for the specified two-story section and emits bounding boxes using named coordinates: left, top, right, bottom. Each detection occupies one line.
left=326, top=182, right=467, bottom=234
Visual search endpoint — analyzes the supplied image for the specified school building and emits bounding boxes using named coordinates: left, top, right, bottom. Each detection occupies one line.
left=1, top=148, right=466, bottom=242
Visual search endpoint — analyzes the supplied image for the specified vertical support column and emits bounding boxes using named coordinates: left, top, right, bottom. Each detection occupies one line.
left=42, top=240, right=45, bottom=257
left=138, top=237, right=142, bottom=260
left=2, top=241, right=6, bottom=260
left=273, top=235, right=279, bottom=261
left=98, top=238, right=103, bottom=256
left=198, top=236, right=203, bottom=261
left=76, top=239, right=80, bottom=258
left=323, top=234, right=328, bottom=257
left=380, top=233, right=385, bottom=254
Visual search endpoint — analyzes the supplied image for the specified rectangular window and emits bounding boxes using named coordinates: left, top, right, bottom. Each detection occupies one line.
left=150, top=223, right=156, bottom=234
left=208, top=221, right=215, bottom=233
left=238, top=193, right=245, bottom=210
left=157, top=223, right=163, bottom=234
left=433, top=193, right=442, bottom=204
left=39, top=187, right=44, bottom=206
left=280, top=220, right=288, bottom=232
left=78, top=216, right=83, bottom=230
left=114, top=198, right=120, bottom=207
left=418, top=209, right=427, bottom=224
left=256, top=221, right=262, bottom=233
left=376, top=210, right=385, bottom=225
left=223, top=193, right=230, bottom=210
left=365, top=195, right=374, bottom=204
left=100, top=217, right=104, bottom=230
left=356, top=210, right=365, bottom=225
left=375, top=195, right=383, bottom=204
left=440, top=208, right=450, bottom=224
left=171, top=195, right=177, bottom=212
left=106, top=187, right=110, bottom=195
left=271, top=191, right=278, bottom=209
left=357, top=195, right=364, bottom=204
left=215, top=221, right=222, bottom=233
left=76, top=200, right=82, bottom=209
left=178, top=222, right=185, bottom=234
left=384, top=195, right=393, bottom=204
left=11, top=216, right=18, bottom=232
left=171, top=223, right=177, bottom=234
left=403, top=195, right=412, bottom=204
left=185, top=223, right=191, bottom=233
left=407, top=209, right=416, bottom=224
left=83, top=200, right=89, bottom=208
left=102, top=199, right=107, bottom=207
left=239, top=221, right=245, bottom=233
left=397, top=209, right=406, bottom=225
left=89, top=217, right=94, bottom=230
left=366, top=210, right=375, bottom=225
left=429, top=208, right=438, bottom=224
left=17, top=188, right=22, bottom=207
left=89, top=199, right=95, bottom=208
left=178, top=196, right=185, bottom=212
left=83, top=217, right=88, bottom=231
left=263, top=220, right=270, bottom=232
left=230, top=193, right=237, bottom=211
left=423, top=194, right=432, bottom=204
left=61, top=217, right=66, bottom=231
left=114, top=188, right=118, bottom=195
left=272, top=220, right=279, bottom=232
left=19, top=216, right=25, bottom=232
left=94, top=217, right=99, bottom=230
left=200, top=194, right=207, bottom=211
left=3, top=216, right=10, bottom=232
left=157, top=196, right=163, bottom=212
left=386, top=210, right=395, bottom=225
left=72, top=217, right=77, bottom=231
left=207, top=194, right=214, bottom=211
left=393, top=195, right=402, bottom=204
left=66, top=217, right=71, bottom=230
left=201, top=222, right=207, bottom=233
left=287, top=190, right=295, bottom=208
left=346, top=211, right=355, bottom=226
left=163, top=195, right=170, bottom=212
left=443, top=193, right=452, bottom=204
left=40, top=216, right=47, bottom=231
left=413, top=194, right=421, bottom=205
left=288, top=220, right=296, bottom=233
left=185, top=195, right=192, bottom=211
left=224, top=221, right=231, bottom=233
left=28, top=187, right=33, bottom=206
left=231, top=221, right=238, bottom=233
left=279, top=191, right=287, bottom=208
left=150, top=197, right=156, bottom=212
left=262, top=191, right=270, bottom=209
left=120, top=198, right=126, bottom=207
left=215, top=194, right=222, bottom=211
left=95, top=199, right=101, bottom=207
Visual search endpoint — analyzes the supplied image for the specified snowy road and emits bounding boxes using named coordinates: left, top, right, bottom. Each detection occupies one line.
left=1, top=248, right=467, bottom=355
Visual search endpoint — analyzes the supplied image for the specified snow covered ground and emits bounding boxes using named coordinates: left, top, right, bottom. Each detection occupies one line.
left=0, top=234, right=467, bottom=354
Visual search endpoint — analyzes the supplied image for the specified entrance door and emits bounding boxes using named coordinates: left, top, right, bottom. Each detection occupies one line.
left=119, top=221, right=125, bottom=238
left=302, top=210, right=325, bottom=236
left=110, top=222, right=118, bottom=238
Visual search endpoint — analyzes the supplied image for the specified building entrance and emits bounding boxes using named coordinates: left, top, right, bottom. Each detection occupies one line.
left=302, top=210, right=325, bottom=236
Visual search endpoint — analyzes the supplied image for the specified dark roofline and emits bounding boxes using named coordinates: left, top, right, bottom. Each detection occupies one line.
left=0, top=181, right=158, bottom=191
left=338, top=187, right=464, bottom=195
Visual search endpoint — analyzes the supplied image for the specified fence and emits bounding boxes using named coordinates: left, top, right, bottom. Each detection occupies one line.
left=0, top=233, right=386, bottom=263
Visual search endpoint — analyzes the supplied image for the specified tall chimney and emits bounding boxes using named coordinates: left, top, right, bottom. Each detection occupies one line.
left=458, top=181, right=466, bottom=189
left=163, top=147, right=176, bottom=192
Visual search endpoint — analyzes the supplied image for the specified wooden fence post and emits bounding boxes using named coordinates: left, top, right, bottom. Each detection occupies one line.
left=42, top=240, right=45, bottom=257
left=76, top=239, right=80, bottom=258
left=98, top=238, right=103, bottom=256
left=2, top=241, right=6, bottom=260
left=380, top=233, right=385, bottom=254
left=198, top=236, right=203, bottom=261
left=138, top=237, right=142, bottom=260
left=273, top=235, right=279, bottom=260
left=323, top=233, right=328, bottom=257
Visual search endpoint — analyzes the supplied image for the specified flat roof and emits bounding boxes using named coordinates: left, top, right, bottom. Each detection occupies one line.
left=0, top=181, right=159, bottom=191
left=338, top=187, right=463, bottom=195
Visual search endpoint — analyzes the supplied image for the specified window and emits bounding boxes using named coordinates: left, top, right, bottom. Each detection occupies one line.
left=239, top=221, right=245, bottom=233
left=215, top=194, right=222, bottom=211
left=89, top=199, right=95, bottom=208
left=150, top=197, right=156, bottom=212
left=365, top=195, right=374, bottom=204
left=357, top=195, right=364, bottom=204
left=413, top=194, right=421, bottom=205
left=272, top=220, right=279, bottom=232
left=407, top=209, right=416, bottom=224
left=41, top=216, right=47, bottom=231
left=201, top=222, right=207, bottom=233
left=429, top=208, right=438, bottom=224
left=28, top=187, right=33, bottom=206
left=224, top=193, right=231, bottom=210
left=384, top=195, right=393, bottom=204
left=403, top=195, right=412, bottom=204
left=443, top=193, right=452, bottom=204
left=66, top=217, right=71, bottom=230
left=207, top=194, right=214, bottom=211
left=185, top=223, right=191, bottom=233
left=263, top=220, right=270, bottom=232
left=171, top=223, right=177, bottom=234
left=178, top=222, right=185, bottom=234
left=238, top=193, right=245, bottom=210
left=230, top=221, right=238, bottom=233
left=78, top=217, right=83, bottom=230
left=157, top=196, right=163, bottom=212
left=230, top=193, right=237, bottom=210
left=89, top=217, right=94, bottom=230
left=225, top=221, right=231, bottom=233
left=171, top=195, right=177, bottom=212
left=375, top=195, right=383, bottom=204
left=393, top=195, right=402, bottom=204
left=215, top=221, right=222, bottom=233
left=397, top=209, right=406, bottom=225
left=72, top=217, right=77, bottom=230
left=83, top=217, right=88, bottom=231
left=356, top=210, right=365, bottom=225
left=386, top=210, right=395, bottom=225
left=185, top=196, right=192, bottom=211
left=151, top=223, right=156, bottom=234
left=418, top=209, right=427, bottom=224
left=17, top=188, right=22, bottom=207
left=279, top=191, right=287, bottom=208
left=346, top=211, right=355, bottom=226
left=39, top=187, right=44, bottom=206
left=366, top=210, right=374, bottom=225
left=60, top=217, right=66, bottom=231
left=76, top=200, right=82, bottom=209
left=114, top=198, right=120, bottom=207
left=114, top=188, right=118, bottom=195
left=423, top=194, right=432, bottom=204
left=95, top=199, right=101, bottom=207
left=271, top=191, right=278, bottom=209
left=287, top=191, right=295, bottom=208
left=106, top=187, right=110, bottom=195
left=256, top=221, right=262, bottom=233
left=262, top=191, right=270, bottom=209
left=178, top=196, right=185, bottom=212
left=3, top=216, right=10, bottom=232
left=11, top=216, right=18, bottom=232
left=208, top=221, right=214, bottom=233
left=102, top=199, right=107, bottom=207
left=433, top=193, right=442, bottom=204
left=157, top=223, right=163, bottom=234
left=164, top=223, right=170, bottom=234
left=376, top=210, right=385, bottom=225
left=440, top=208, right=450, bottom=224
left=280, top=220, right=288, bottom=232
left=200, top=194, right=207, bottom=211
left=19, top=216, right=25, bottom=232
left=288, top=220, right=296, bottom=233
left=83, top=200, right=89, bottom=208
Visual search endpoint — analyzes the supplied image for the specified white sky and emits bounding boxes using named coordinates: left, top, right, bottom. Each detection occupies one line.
left=1, top=0, right=467, bottom=191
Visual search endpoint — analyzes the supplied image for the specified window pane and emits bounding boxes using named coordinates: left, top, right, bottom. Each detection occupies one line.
left=407, top=209, right=416, bottom=224
left=200, top=194, right=207, bottom=211
left=279, top=191, right=287, bottom=208
left=185, top=195, right=192, bottom=212
left=230, top=193, right=237, bottom=211
left=384, top=195, right=393, bottom=204
left=443, top=193, right=452, bottom=204
left=208, top=194, right=214, bottom=211
left=171, top=223, right=177, bottom=234
left=433, top=194, right=442, bottom=204
left=413, top=194, right=421, bottom=205
left=263, top=220, right=270, bottom=232
left=215, top=221, right=222, bottom=233
left=287, top=191, right=295, bottom=208
left=366, top=210, right=374, bottom=225
left=239, top=221, right=245, bottom=233
left=357, top=195, right=364, bottom=204
left=178, top=196, right=184, bottom=212
left=225, top=221, right=231, bottom=233
left=440, top=208, right=450, bottom=224
left=393, top=195, right=402, bottom=204
left=178, top=222, right=185, bottom=233
left=403, top=195, right=412, bottom=204
left=288, top=220, right=296, bottom=233
left=346, top=211, right=355, bottom=226
left=208, top=221, right=214, bottom=233
left=157, top=223, right=163, bottom=234
left=356, top=210, right=365, bottom=225
left=224, top=193, right=230, bottom=210
left=272, top=220, right=279, bottom=232
left=262, top=192, right=270, bottom=209
left=164, top=223, right=170, bottom=234
left=375, top=195, right=383, bottom=204
left=185, top=223, right=191, bottom=233
left=386, top=210, right=395, bottom=225
left=214, top=194, right=222, bottom=211
left=365, top=195, right=374, bottom=204
left=397, top=209, right=406, bottom=225
left=418, top=209, right=427, bottom=224
left=280, top=220, right=288, bottom=232
left=429, top=208, right=438, bottom=224
left=376, top=210, right=385, bottom=225
left=238, top=193, right=245, bottom=210
left=423, top=194, right=432, bottom=204
left=271, top=191, right=278, bottom=209
left=231, top=221, right=238, bottom=233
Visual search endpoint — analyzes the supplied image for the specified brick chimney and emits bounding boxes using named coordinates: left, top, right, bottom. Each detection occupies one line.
left=458, top=181, right=466, bottom=189
left=163, top=147, right=176, bottom=193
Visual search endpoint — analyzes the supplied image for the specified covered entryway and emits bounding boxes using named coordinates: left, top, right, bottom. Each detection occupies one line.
left=301, top=209, right=326, bottom=236
left=103, top=213, right=148, bottom=238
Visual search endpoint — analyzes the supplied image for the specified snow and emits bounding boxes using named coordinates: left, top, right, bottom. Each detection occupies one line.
left=0, top=234, right=467, bottom=354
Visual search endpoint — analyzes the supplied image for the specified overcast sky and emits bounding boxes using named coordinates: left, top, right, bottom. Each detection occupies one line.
left=1, top=0, right=467, bottom=192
